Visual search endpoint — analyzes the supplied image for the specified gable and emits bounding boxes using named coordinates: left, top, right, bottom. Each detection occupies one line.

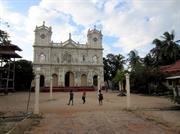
left=63, top=43, right=76, bottom=48
left=62, top=40, right=78, bottom=48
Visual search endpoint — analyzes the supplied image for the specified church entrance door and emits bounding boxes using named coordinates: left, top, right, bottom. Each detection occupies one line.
left=52, top=74, right=58, bottom=87
left=65, top=71, right=74, bottom=87
left=40, top=75, right=45, bottom=87
left=81, top=74, right=87, bottom=86
left=93, top=75, right=98, bottom=86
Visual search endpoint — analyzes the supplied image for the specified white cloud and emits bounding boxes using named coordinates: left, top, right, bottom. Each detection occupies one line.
left=40, top=0, right=102, bottom=26
left=0, top=0, right=179, bottom=61
left=102, top=0, right=180, bottom=56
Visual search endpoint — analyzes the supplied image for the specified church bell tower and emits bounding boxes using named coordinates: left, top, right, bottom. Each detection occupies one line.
left=34, top=21, right=52, bottom=46
left=87, top=26, right=102, bottom=48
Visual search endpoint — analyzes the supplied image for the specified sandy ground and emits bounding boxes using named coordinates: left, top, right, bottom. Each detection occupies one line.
left=0, top=91, right=180, bottom=134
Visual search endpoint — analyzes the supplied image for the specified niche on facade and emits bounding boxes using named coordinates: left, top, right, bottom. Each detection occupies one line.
left=57, top=57, right=60, bottom=63
left=63, top=53, right=72, bottom=63
left=39, top=53, right=46, bottom=63
left=92, top=55, right=98, bottom=64
left=82, top=55, right=85, bottom=62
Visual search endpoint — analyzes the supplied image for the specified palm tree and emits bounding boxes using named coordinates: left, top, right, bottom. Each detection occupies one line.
left=161, top=31, right=180, bottom=63
left=151, top=31, right=180, bottom=66
left=143, top=53, right=154, bottom=67
left=128, top=50, right=142, bottom=71
left=103, top=53, right=125, bottom=89
left=113, top=69, right=126, bottom=91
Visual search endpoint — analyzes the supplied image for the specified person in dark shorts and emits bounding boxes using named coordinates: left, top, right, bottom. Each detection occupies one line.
left=82, top=90, right=86, bottom=104
left=67, top=90, right=74, bottom=106
left=98, top=90, right=103, bottom=105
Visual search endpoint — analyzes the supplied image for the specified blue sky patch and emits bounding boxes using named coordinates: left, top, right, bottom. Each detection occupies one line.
left=103, top=35, right=118, bottom=45
left=4, top=0, right=40, bottom=15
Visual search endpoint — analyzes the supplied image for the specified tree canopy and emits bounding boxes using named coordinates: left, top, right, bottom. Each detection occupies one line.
left=103, top=53, right=125, bottom=88
left=0, top=29, right=11, bottom=45
left=151, top=31, right=180, bottom=66
left=13, top=60, right=34, bottom=90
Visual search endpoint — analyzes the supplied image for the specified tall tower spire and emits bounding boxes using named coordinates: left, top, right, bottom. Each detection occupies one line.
left=69, top=33, right=71, bottom=40
left=43, top=21, right=45, bottom=26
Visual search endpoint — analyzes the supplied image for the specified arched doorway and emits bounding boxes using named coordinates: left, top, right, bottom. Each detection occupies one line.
left=81, top=74, right=87, bottom=86
left=93, top=75, right=98, bottom=86
left=40, top=75, right=45, bottom=87
left=65, top=71, right=74, bottom=87
left=52, top=74, right=58, bottom=87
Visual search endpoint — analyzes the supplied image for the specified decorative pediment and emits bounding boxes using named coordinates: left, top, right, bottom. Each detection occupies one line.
left=62, top=39, right=78, bottom=48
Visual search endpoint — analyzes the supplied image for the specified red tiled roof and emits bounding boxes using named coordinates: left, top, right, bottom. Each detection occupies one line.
left=160, top=60, right=180, bottom=74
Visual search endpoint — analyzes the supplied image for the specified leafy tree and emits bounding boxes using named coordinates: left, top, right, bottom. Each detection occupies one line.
left=9, top=60, right=34, bottom=90
left=127, top=50, right=167, bottom=94
left=103, top=57, right=111, bottom=88
left=127, top=50, right=142, bottom=71
left=151, top=31, right=180, bottom=66
left=0, top=29, right=11, bottom=45
left=144, top=53, right=155, bottom=67
left=103, top=53, right=125, bottom=89
left=113, top=69, right=126, bottom=91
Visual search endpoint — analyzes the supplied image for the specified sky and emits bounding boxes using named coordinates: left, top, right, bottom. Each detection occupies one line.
left=0, top=0, right=180, bottom=61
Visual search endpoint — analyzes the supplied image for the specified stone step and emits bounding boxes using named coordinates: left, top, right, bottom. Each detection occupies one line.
left=40, top=86, right=96, bottom=92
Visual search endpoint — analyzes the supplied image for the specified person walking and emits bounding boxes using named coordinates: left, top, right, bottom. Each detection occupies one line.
left=67, top=90, right=74, bottom=106
left=98, top=90, right=103, bottom=105
left=82, top=90, right=86, bottom=104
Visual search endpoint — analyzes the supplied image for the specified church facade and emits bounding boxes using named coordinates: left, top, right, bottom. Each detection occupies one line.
left=33, top=22, right=104, bottom=88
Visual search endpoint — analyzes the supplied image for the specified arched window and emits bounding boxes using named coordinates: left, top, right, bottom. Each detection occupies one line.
left=39, top=53, right=46, bottom=62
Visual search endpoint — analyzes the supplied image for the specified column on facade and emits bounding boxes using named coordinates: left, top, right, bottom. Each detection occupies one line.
left=87, top=71, right=92, bottom=86
left=62, top=68, right=64, bottom=86
left=58, top=68, right=61, bottom=86
left=90, top=71, right=93, bottom=86
left=78, top=67, right=81, bottom=86
left=74, top=71, right=77, bottom=86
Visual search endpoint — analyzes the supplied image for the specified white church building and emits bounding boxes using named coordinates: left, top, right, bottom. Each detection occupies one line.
left=33, top=22, right=104, bottom=89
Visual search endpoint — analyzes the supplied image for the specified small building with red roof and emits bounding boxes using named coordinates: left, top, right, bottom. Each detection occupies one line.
left=160, top=60, right=180, bottom=96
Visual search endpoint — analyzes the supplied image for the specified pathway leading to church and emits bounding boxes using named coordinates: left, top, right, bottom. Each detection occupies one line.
left=0, top=91, right=179, bottom=134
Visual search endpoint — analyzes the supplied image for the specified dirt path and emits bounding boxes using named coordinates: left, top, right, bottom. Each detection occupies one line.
left=25, top=111, right=174, bottom=134
left=0, top=91, right=179, bottom=134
